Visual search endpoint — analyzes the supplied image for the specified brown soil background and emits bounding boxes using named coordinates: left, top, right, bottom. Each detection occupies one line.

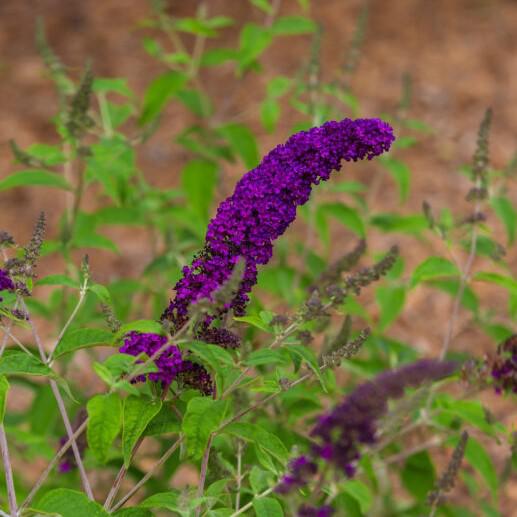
left=0, top=0, right=516, bottom=514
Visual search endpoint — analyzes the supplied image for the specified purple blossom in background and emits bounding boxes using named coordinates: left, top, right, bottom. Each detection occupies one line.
left=162, top=118, right=395, bottom=331
left=298, top=505, right=335, bottom=517
left=276, top=455, right=318, bottom=494
left=491, top=335, right=517, bottom=394
left=277, top=360, right=457, bottom=493
left=0, top=268, right=15, bottom=302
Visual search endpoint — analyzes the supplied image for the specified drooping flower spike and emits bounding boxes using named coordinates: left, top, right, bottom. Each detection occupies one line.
left=120, top=118, right=394, bottom=389
left=276, top=359, right=457, bottom=497
left=163, top=118, right=395, bottom=332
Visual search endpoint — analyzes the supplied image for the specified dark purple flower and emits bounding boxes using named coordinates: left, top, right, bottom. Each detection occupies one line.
left=0, top=268, right=15, bottom=302
left=298, top=505, right=334, bottom=517
left=276, top=455, right=318, bottom=494
left=491, top=335, right=517, bottom=394
left=162, top=119, right=394, bottom=333
left=57, top=409, right=87, bottom=474
left=277, top=360, right=456, bottom=494
left=119, top=332, right=213, bottom=394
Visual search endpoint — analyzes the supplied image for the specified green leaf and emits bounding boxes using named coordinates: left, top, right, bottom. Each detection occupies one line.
left=182, top=397, right=229, bottom=459
left=224, top=423, right=289, bottom=464
left=410, top=257, right=459, bottom=287
left=250, top=0, right=273, bottom=14
left=491, top=196, right=516, bottom=245
left=319, top=203, right=365, bottom=238
left=138, top=490, right=181, bottom=511
left=370, top=213, right=427, bottom=234
left=342, top=479, right=373, bottom=513
left=26, top=143, right=66, bottom=166
left=473, top=272, right=517, bottom=293
left=271, top=16, right=317, bottom=35
left=0, top=376, right=9, bottom=423
left=114, top=508, right=153, bottom=517
left=253, top=497, right=284, bottom=516
left=122, top=396, right=162, bottom=467
left=285, top=344, right=326, bottom=391
left=36, top=488, right=109, bottom=516
left=234, top=315, right=270, bottom=332
left=427, top=279, right=479, bottom=313
left=380, top=156, right=411, bottom=202
left=375, top=285, right=406, bottom=331
left=0, top=350, right=54, bottom=377
left=143, top=404, right=181, bottom=436
left=266, top=77, right=291, bottom=98
left=87, top=393, right=122, bottom=463
left=53, top=328, right=114, bottom=359
left=181, top=160, right=218, bottom=223
left=463, top=436, right=498, bottom=500
left=0, top=170, right=71, bottom=192
left=90, top=284, right=112, bottom=305
left=93, top=77, right=132, bottom=97
left=238, top=23, right=273, bottom=71
left=139, top=70, right=187, bottom=125
left=219, top=123, right=259, bottom=169
left=245, top=349, right=290, bottom=367
left=400, top=451, right=436, bottom=500
left=187, top=342, right=235, bottom=369
left=260, top=98, right=280, bottom=133
left=36, top=274, right=78, bottom=288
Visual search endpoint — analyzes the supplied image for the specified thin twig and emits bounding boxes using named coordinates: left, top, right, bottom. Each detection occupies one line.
left=195, top=433, right=214, bottom=517
left=20, top=419, right=88, bottom=510
left=235, top=441, right=243, bottom=511
left=229, top=487, right=274, bottom=517
left=0, top=425, right=17, bottom=517
left=111, top=437, right=182, bottom=512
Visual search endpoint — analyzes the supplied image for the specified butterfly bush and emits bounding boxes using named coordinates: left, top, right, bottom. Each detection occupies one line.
left=119, top=118, right=394, bottom=388
left=277, top=359, right=457, bottom=495
left=0, top=268, right=15, bottom=302
left=491, top=334, right=517, bottom=394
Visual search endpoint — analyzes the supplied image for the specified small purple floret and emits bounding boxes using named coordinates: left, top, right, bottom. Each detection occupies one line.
left=0, top=269, right=15, bottom=302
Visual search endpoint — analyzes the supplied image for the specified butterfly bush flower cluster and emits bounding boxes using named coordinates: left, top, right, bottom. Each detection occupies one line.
left=119, top=118, right=394, bottom=390
left=277, top=359, right=457, bottom=496
left=0, top=268, right=15, bottom=302
left=491, top=335, right=517, bottom=394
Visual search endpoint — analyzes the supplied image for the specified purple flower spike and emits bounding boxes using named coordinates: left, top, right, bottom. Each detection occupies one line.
left=162, top=118, right=395, bottom=332
left=0, top=269, right=15, bottom=302
left=298, top=505, right=335, bottom=517
left=491, top=335, right=517, bottom=394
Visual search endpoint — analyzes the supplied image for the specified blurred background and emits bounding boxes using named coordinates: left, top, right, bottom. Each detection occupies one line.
left=0, top=0, right=516, bottom=513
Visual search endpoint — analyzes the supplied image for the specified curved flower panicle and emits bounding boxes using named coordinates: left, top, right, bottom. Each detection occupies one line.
left=298, top=505, right=334, bottom=517
left=162, top=118, right=395, bottom=332
left=277, top=360, right=457, bottom=495
left=0, top=269, right=15, bottom=302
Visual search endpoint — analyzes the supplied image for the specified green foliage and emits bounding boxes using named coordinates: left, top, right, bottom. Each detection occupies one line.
left=87, top=393, right=122, bottom=463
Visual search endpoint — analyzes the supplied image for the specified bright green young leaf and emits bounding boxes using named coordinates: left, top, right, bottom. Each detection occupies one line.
left=0, top=170, right=71, bottom=192
left=319, top=202, right=365, bottom=238
left=234, top=314, right=270, bottom=332
left=491, top=196, right=516, bottom=245
left=123, top=396, right=162, bottom=467
left=0, top=376, right=9, bottom=423
left=410, top=257, right=459, bottom=287
left=261, top=98, right=280, bottom=133
left=139, top=490, right=181, bottom=511
left=224, top=422, right=289, bottom=464
left=36, top=488, right=109, bottom=517
left=271, top=16, right=317, bottom=35
left=253, top=497, right=284, bottom=516
left=380, top=156, right=411, bottom=202
left=87, top=393, right=122, bottom=463
left=35, top=274, right=78, bottom=288
left=427, top=279, right=479, bottom=313
left=0, top=350, right=54, bottom=377
left=342, top=479, right=373, bottom=513
left=238, top=23, right=273, bottom=71
left=181, top=160, right=218, bottom=223
left=375, top=285, right=406, bottom=331
left=463, top=436, right=498, bottom=500
left=400, top=451, right=436, bottom=500
left=250, top=0, right=273, bottom=13
left=93, top=77, right=133, bottom=97
left=370, top=213, right=428, bottom=234
left=473, top=271, right=517, bottom=293
left=285, top=344, right=326, bottom=391
left=182, top=397, right=230, bottom=459
left=187, top=342, right=235, bottom=370
left=245, top=348, right=290, bottom=367
left=89, top=283, right=112, bottom=305
left=53, top=328, right=114, bottom=359
left=26, top=143, right=66, bottom=166
left=219, top=123, right=259, bottom=169
left=139, top=70, right=187, bottom=125
left=143, top=403, right=181, bottom=437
